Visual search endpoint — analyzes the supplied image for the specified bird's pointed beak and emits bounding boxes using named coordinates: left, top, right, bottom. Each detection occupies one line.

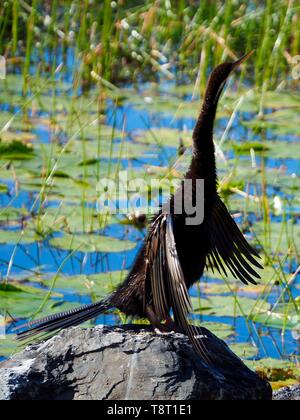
left=233, top=50, right=255, bottom=68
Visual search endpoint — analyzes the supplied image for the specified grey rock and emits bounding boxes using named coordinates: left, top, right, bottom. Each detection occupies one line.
left=273, top=385, right=300, bottom=400
left=0, top=325, right=272, bottom=400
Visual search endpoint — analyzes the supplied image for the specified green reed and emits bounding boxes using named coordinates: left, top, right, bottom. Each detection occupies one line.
left=1, top=0, right=299, bottom=90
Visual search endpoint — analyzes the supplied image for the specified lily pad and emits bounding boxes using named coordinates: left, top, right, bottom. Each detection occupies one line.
left=0, top=230, right=43, bottom=245
left=0, top=292, right=54, bottom=318
left=130, top=93, right=199, bottom=119
left=200, top=321, right=235, bottom=340
left=251, top=311, right=300, bottom=330
left=0, top=140, right=35, bottom=160
left=39, top=270, right=126, bottom=298
left=136, top=128, right=192, bottom=148
left=0, top=208, right=28, bottom=224
left=193, top=295, right=270, bottom=318
left=230, top=140, right=300, bottom=159
left=0, top=335, right=23, bottom=358
left=49, top=233, right=137, bottom=253
left=224, top=89, right=300, bottom=116
left=230, top=342, right=259, bottom=359
left=251, top=300, right=300, bottom=330
left=68, top=138, right=149, bottom=160
left=27, top=205, right=116, bottom=235
left=242, top=98, right=300, bottom=137
left=201, top=282, right=235, bottom=295
left=247, top=358, right=300, bottom=390
left=0, top=282, right=61, bottom=297
left=231, top=142, right=270, bottom=154
left=253, top=220, right=300, bottom=256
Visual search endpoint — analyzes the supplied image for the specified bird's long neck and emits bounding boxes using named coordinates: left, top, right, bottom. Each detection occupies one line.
left=188, top=80, right=220, bottom=192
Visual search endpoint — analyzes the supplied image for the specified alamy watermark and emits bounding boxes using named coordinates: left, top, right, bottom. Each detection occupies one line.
left=96, top=171, right=205, bottom=226
left=0, top=56, right=6, bottom=80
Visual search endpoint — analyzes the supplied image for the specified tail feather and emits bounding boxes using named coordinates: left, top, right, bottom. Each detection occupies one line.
left=16, top=298, right=112, bottom=341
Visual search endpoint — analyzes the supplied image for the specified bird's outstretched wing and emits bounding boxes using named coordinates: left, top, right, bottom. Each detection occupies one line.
left=207, top=195, right=263, bottom=285
left=146, top=214, right=208, bottom=359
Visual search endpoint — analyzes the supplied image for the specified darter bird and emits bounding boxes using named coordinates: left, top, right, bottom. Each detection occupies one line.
left=17, top=51, right=262, bottom=358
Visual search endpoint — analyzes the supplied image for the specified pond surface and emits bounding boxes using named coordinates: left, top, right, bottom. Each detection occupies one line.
left=0, top=59, right=299, bottom=384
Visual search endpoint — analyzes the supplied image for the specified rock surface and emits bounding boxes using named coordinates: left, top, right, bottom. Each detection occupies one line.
left=0, top=325, right=272, bottom=400
left=273, top=385, right=300, bottom=400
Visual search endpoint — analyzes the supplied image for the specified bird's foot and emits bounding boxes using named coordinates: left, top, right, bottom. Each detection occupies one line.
left=154, top=318, right=181, bottom=335
left=146, top=305, right=180, bottom=335
left=165, top=317, right=181, bottom=333
left=154, top=326, right=172, bottom=335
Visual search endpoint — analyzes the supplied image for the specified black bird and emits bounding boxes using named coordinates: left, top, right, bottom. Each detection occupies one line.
left=17, top=52, right=262, bottom=357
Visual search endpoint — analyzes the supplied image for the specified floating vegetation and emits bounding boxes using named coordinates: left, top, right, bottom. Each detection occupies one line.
left=49, top=233, right=136, bottom=254
left=136, top=128, right=192, bottom=148
left=0, top=140, right=35, bottom=160
left=230, top=343, right=259, bottom=359
left=0, top=229, right=42, bottom=245
left=38, top=271, right=126, bottom=298
left=0, top=208, right=28, bottom=225
left=248, top=359, right=300, bottom=390
left=199, top=322, right=235, bottom=341
left=193, top=295, right=270, bottom=318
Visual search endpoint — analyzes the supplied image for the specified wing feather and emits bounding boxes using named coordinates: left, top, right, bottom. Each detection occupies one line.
left=146, top=215, right=169, bottom=321
left=207, top=196, right=263, bottom=285
left=146, top=213, right=209, bottom=360
left=164, top=215, right=208, bottom=359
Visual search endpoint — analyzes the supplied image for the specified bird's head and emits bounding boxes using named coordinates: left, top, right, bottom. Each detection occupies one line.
left=206, top=51, right=254, bottom=106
